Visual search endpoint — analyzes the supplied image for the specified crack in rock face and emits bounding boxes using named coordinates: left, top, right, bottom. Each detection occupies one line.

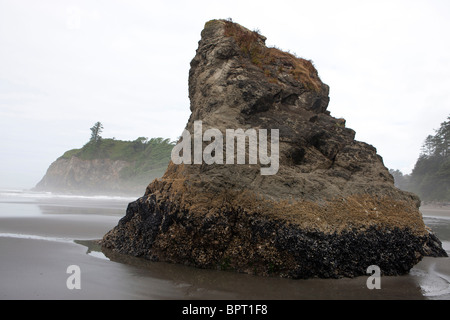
left=102, top=19, right=447, bottom=279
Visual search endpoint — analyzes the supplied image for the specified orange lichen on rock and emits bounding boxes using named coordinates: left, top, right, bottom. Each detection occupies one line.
left=221, top=20, right=322, bottom=91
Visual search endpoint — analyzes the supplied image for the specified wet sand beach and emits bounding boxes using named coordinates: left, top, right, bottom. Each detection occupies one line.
left=0, top=190, right=449, bottom=300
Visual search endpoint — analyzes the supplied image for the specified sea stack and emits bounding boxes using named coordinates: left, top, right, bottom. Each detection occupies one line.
left=102, top=19, right=446, bottom=278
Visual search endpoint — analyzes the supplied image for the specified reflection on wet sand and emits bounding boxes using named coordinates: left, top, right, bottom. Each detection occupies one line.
left=87, top=241, right=425, bottom=300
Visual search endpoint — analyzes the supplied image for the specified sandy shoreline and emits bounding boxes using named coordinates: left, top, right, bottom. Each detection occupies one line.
left=0, top=234, right=439, bottom=300
left=1, top=198, right=449, bottom=300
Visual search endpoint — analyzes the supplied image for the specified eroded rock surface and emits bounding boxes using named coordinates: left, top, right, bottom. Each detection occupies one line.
left=103, top=20, right=446, bottom=278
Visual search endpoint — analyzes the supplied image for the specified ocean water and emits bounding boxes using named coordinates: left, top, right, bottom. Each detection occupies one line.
left=0, top=189, right=449, bottom=300
left=421, top=214, right=450, bottom=254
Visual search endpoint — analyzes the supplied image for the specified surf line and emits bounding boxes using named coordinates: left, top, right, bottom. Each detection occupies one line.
left=0, top=233, right=73, bottom=243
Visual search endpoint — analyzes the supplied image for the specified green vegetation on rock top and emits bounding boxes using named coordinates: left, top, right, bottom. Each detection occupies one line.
left=59, top=123, right=175, bottom=186
left=60, top=137, right=174, bottom=162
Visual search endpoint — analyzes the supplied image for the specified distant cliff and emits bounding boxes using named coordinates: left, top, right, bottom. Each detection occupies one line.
left=35, top=137, right=174, bottom=196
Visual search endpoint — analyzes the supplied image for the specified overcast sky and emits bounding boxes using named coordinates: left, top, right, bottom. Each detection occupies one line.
left=1, top=0, right=449, bottom=189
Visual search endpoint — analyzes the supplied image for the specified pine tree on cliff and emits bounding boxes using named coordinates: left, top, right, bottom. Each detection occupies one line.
left=90, top=121, right=103, bottom=144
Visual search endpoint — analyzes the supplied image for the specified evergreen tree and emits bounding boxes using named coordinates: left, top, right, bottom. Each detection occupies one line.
left=90, top=122, right=104, bottom=143
left=389, top=169, right=410, bottom=190
left=409, top=114, right=450, bottom=202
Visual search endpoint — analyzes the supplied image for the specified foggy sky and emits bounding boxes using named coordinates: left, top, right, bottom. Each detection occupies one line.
left=1, top=0, right=449, bottom=189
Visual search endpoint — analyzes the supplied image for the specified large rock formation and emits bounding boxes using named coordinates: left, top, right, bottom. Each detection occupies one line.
left=102, top=20, right=446, bottom=278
